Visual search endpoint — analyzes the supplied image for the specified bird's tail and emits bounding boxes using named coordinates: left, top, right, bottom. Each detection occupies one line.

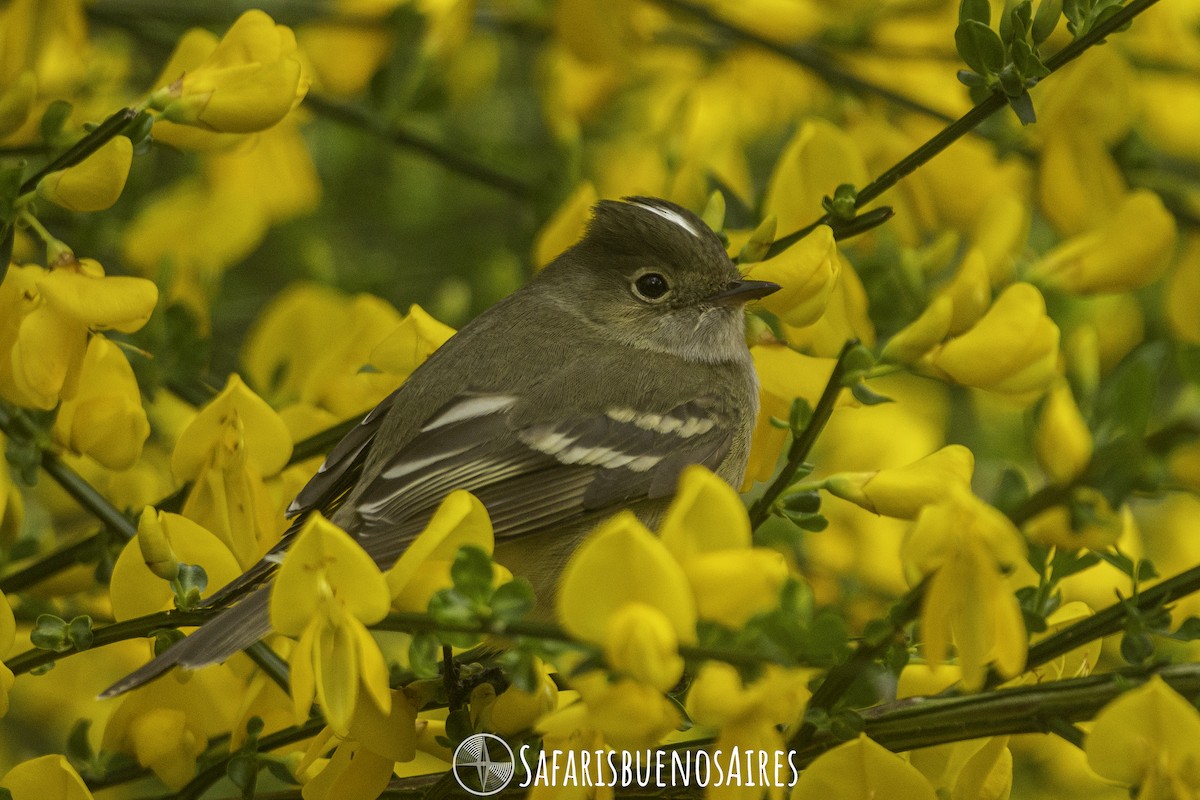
left=98, top=588, right=273, bottom=699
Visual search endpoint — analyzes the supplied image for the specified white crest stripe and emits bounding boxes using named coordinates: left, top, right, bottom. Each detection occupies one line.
left=630, top=201, right=700, bottom=237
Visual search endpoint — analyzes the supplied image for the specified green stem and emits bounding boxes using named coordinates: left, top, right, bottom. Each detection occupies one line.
left=371, top=613, right=805, bottom=670
left=788, top=578, right=927, bottom=751
left=763, top=0, right=1162, bottom=259
left=987, top=562, right=1200, bottom=690
left=0, top=403, right=138, bottom=546
left=303, top=93, right=537, bottom=200
left=748, top=340, right=858, bottom=530
left=18, top=107, right=138, bottom=195
left=245, top=641, right=292, bottom=697
left=652, top=0, right=959, bottom=125
left=5, top=609, right=209, bottom=677
left=171, top=716, right=328, bottom=800
left=795, top=662, right=1200, bottom=767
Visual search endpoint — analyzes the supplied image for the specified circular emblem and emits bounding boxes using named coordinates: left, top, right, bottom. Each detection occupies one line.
left=452, top=733, right=515, bottom=796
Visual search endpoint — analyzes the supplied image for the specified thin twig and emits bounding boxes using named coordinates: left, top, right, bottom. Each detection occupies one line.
left=304, top=93, right=537, bottom=199
left=760, top=0, right=1163, bottom=258
left=748, top=340, right=858, bottom=529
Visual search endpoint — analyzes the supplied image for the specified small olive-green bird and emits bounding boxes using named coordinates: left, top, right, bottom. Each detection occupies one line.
left=101, top=196, right=778, bottom=698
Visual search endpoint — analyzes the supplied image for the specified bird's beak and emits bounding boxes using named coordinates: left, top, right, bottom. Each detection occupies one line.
left=706, top=279, right=781, bottom=306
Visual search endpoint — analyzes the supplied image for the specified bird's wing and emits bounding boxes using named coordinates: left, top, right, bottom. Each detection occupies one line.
left=350, top=391, right=731, bottom=563
left=287, top=383, right=405, bottom=517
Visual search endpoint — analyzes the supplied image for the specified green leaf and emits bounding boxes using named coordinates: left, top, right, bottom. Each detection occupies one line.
left=1007, top=90, right=1038, bottom=125
left=850, top=382, right=893, bottom=405
left=231, top=754, right=261, bottom=800
left=1006, top=1, right=1033, bottom=42
left=781, top=491, right=821, bottom=514
left=66, top=719, right=95, bottom=770
left=1012, top=39, right=1051, bottom=80
left=450, top=545, right=494, bottom=604
left=956, top=20, right=1006, bottom=75
left=67, top=615, right=94, bottom=651
left=829, top=710, right=865, bottom=740
left=408, top=632, right=441, bottom=678
left=841, top=343, right=876, bottom=381
left=956, top=69, right=987, bottom=88
left=31, top=614, right=71, bottom=652
left=789, top=397, right=814, bottom=431
left=152, top=628, right=185, bottom=657
left=1120, top=630, right=1154, bottom=666
left=1170, top=617, right=1200, bottom=642
left=262, top=757, right=301, bottom=786
left=39, top=100, right=74, bottom=145
left=1032, top=0, right=1063, bottom=43
left=959, top=0, right=991, bottom=26
left=491, top=578, right=535, bottom=623
left=174, top=563, right=209, bottom=610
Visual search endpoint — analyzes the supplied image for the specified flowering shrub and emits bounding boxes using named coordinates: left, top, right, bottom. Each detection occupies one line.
left=2, top=1, right=1200, bottom=799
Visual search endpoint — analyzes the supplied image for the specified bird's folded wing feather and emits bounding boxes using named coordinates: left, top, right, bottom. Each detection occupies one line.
left=350, top=392, right=731, bottom=564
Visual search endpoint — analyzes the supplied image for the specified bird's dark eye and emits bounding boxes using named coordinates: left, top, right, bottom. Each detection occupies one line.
left=633, top=273, right=670, bottom=301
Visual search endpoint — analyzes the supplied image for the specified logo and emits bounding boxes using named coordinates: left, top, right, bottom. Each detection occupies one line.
left=453, top=733, right=515, bottom=796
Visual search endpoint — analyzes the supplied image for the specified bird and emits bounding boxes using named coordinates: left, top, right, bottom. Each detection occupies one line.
left=100, top=196, right=779, bottom=698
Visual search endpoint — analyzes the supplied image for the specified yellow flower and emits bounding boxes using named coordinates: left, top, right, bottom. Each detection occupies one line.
left=1038, top=127, right=1127, bottom=238
left=970, top=191, right=1029, bottom=286
left=824, top=444, right=975, bottom=520
left=172, top=374, right=292, bottom=566
left=793, top=733, right=937, bottom=800
left=367, top=305, right=456, bottom=379
left=937, top=248, right=992, bottom=334
left=534, top=182, right=598, bottom=269
left=37, top=136, right=133, bottom=212
left=385, top=490, right=495, bottom=611
left=122, top=119, right=319, bottom=323
left=1034, top=380, right=1093, bottom=485
left=881, top=296, right=953, bottom=365
left=1086, top=676, right=1200, bottom=796
left=1035, top=48, right=1134, bottom=236
left=477, top=661, right=560, bottom=736
left=271, top=512, right=391, bottom=735
left=927, top=282, right=1060, bottom=404
left=0, top=0, right=90, bottom=112
left=902, top=490, right=1027, bottom=690
left=742, top=225, right=839, bottom=327
left=686, top=662, right=810, bottom=800
left=539, top=672, right=681, bottom=752
left=0, top=71, right=36, bottom=139
left=0, top=755, right=95, bottom=800
left=783, top=252, right=876, bottom=356
left=297, top=4, right=402, bottom=98
left=0, top=259, right=158, bottom=409
left=152, top=10, right=308, bottom=134
left=102, top=671, right=239, bottom=790
left=659, top=466, right=788, bottom=627
left=52, top=335, right=150, bottom=470
left=762, top=119, right=870, bottom=236
left=1029, top=190, right=1177, bottom=294
left=1023, top=491, right=1129, bottom=553
left=297, top=688, right=419, bottom=800
left=108, top=509, right=242, bottom=620
left=557, top=512, right=696, bottom=690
